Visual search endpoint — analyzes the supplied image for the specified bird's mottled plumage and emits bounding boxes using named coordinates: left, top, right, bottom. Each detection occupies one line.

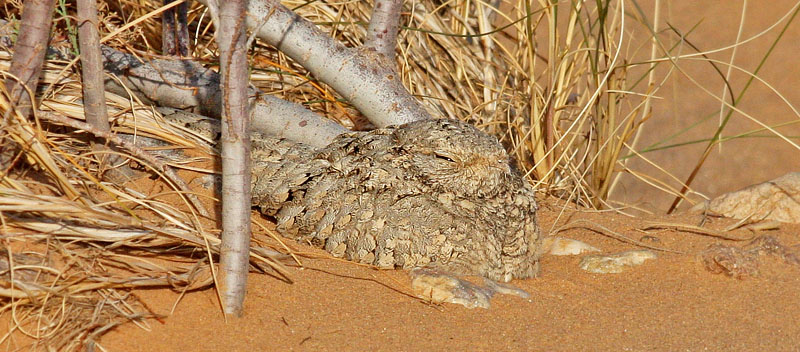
left=250, top=119, right=542, bottom=283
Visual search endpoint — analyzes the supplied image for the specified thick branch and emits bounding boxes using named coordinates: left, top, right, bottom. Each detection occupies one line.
left=195, top=0, right=432, bottom=128
left=4, top=0, right=57, bottom=119
left=99, top=46, right=347, bottom=147
left=364, top=0, right=404, bottom=61
left=2, top=0, right=57, bottom=174
left=77, top=0, right=110, bottom=133
left=215, top=0, right=251, bottom=317
left=77, top=0, right=119, bottom=173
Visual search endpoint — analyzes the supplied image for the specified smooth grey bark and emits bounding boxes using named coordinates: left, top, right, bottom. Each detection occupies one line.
left=99, top=46, right=347, bottom=147
left=195, top=0, right=432, bottom=128
left=211, top=0, right=251, bottom=317
left=364, top=0, right=403, bottom=61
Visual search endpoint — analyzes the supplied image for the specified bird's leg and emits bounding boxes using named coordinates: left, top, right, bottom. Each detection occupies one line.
left=162, top=0, right=191, bottom=56
left=410, top=267, right=529, bottom=309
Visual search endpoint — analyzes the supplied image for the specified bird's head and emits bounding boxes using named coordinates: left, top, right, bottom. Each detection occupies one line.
left=393, top=119, right=519, bottom=198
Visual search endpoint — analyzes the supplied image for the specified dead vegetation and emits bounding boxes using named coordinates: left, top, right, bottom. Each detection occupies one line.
left=701, top=235, right=800, bottom=279
left=1, top=0, right=799, bottom=349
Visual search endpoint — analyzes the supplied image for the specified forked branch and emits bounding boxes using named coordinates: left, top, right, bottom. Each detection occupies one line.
left=99, top=46, right=348, bottom=147
left=195, top=0, right=432, bottom=128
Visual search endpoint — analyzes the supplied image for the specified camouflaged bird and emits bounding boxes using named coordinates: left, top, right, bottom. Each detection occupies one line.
left=160, top=110, right=543, bottom=307
left=249, top=119, right=543, bottom=288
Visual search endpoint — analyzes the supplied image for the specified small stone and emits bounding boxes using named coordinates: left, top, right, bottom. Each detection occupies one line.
left=579, top=250, right=657, bottom=274
left=690, top=172, right=800, bottom=223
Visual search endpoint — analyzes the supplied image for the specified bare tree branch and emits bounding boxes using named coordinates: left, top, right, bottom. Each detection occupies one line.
left=0, top=19, right=348, bottom=146
left=162, top=0, right=191, bottom=56
left=77, top=0, right=126, bottom=175
left=195, top=0, right=432, bottom=128
left=77, top=0, right=110, bottom=134
left=3, top=0, right=56, bottom=120
left=213, top=0, right=251, bottom=316
left=2, top=0, right=57, bottom=173
left=364, top=0, right=404, bottom=61
left=99, top=46, right=348, bottom=147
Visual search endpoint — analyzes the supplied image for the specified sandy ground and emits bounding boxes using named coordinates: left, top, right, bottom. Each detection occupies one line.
left=97, top=208, right=800, bottom=351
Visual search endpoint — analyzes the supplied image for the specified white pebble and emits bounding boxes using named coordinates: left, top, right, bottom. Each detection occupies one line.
left=542, top=236, right=601, bottom=256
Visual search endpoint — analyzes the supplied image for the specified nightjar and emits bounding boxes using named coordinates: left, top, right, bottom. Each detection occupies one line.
left=248, top=119, right=542, bottom=307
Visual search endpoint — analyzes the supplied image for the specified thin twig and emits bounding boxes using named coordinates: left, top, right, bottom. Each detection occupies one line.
left=552, top=219, right=685, bottom=254
left=643, top=221, right=755, bottom=241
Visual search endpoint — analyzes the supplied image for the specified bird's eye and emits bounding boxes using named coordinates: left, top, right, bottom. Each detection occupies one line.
left=434, top=154, right=455, bottom=162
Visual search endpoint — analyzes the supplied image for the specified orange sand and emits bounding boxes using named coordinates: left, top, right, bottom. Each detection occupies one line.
left=99, top=210, right=800, bottom=351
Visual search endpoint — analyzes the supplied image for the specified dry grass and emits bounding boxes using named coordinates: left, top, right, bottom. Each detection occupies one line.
left=0, top=42, right=287, bottom=349
left=1, top=0, right=799, bottom=349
